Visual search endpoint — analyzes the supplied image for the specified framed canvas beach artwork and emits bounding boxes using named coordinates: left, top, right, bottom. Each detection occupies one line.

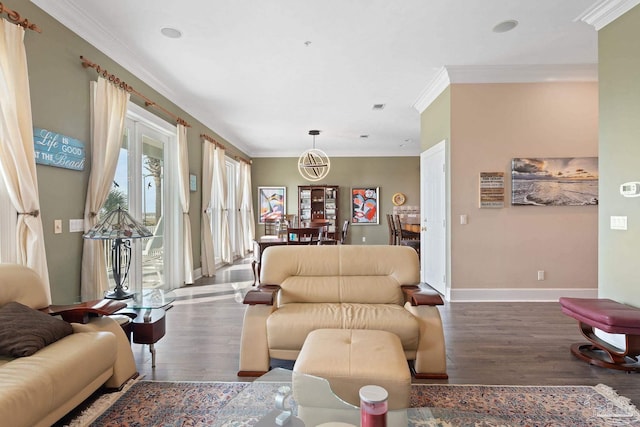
left=511, top=157, right=598, bottom=206
left=258, top=186, right=286, bottom=223
left=351, top=187, right=379, bottom=224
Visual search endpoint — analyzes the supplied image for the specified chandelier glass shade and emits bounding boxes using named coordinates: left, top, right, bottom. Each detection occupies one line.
left=298, top=130, right=330, bottom=181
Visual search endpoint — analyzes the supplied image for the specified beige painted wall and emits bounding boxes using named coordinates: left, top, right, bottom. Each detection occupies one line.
left=598, top=5, right=640, bottom=306
left=449, top=83, right=598, bottom=291
left=251, top=157, right=420, bottom=245
left=10, top=0, right=248, bottom=303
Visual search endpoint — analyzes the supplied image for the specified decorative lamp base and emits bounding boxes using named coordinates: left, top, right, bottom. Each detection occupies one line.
left=105, top=287, right=134, bottom=300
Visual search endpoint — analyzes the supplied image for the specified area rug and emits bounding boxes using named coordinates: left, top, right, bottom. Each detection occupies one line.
left=65, top=380, right=640, bottom=427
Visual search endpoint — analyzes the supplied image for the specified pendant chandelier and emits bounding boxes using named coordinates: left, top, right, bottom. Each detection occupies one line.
left=298, top=130, right=331, bottom=181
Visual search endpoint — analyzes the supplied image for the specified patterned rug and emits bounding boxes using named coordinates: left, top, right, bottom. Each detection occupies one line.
left=64, top=380, right=640, bottom=427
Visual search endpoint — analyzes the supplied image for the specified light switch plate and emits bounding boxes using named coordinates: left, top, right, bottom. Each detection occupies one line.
left=610, top=216, right=627, bottom=230
left=54, top=219, right=62, bottom=234
left=69, top=219, right=84, bottom=233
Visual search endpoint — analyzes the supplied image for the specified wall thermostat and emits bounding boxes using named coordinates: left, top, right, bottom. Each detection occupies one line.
left=620, top=182, right=640, bottom=197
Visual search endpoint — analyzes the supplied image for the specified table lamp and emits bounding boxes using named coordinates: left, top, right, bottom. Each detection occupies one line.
left=83, top=206, right=153, bottom=299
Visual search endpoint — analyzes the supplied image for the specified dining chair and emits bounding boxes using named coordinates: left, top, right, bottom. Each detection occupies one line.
left=393, top=214, right=420, bottom=258
left=287, top=227, right=323, bottom=245
left=264, top=217, right=281, bottom=236
left=339, top=220, right=350, bottom=244
left=386, top=214, right=398, bottom=245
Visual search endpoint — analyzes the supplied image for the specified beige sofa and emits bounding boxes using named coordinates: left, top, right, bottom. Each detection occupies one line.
left=0, top=264, right=137, bottom=427
left=238, top=245, right=447, bottom=379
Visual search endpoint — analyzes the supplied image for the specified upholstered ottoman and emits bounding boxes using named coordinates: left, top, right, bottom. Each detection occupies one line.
left=292, top=329, right=411, bottom=410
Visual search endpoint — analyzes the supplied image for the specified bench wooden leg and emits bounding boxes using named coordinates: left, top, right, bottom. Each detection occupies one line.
left=570, top=321, right=640, bottom=372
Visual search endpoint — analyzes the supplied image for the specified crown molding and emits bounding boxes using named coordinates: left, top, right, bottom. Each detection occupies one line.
left=32, top=0, right=175, bottom=98
left=576, top=0, right=640, bottom=30
left=412, top=67, right=450, bottom=114
left=32, top=0, right=254, bottom=156
left=413, top=64, right=597, bottom=114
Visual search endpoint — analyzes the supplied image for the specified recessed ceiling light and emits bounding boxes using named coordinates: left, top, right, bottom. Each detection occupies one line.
left=161, top=27, right=183, bottom=39
left=493, top=20, right=518, bottom=33
left=372, top=104, right=385, bottom=110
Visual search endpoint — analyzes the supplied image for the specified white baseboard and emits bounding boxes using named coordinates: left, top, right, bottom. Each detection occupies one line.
left=449, top=288, right=597, bottom=302
left=192, top=267, right=202, bottom=282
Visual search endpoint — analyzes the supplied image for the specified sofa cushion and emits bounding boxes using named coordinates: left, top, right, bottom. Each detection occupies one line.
left=0, top=302, right=73, bottom=357
left=267, top=303, right=420, bottom=351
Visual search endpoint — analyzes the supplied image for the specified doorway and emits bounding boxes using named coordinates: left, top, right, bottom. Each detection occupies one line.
left=420, top=140, right=447, bottom=297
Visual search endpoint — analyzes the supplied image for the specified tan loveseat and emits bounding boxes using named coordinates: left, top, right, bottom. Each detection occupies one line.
left=238, top=245, right=447, bottom=379
left=0, top=264, right=137, bottom=427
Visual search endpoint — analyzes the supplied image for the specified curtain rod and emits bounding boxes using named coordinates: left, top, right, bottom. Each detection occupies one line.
left=235, top=156, right=252, bottom=165
left=80, top=56, right=191, bottom=127
left=200, top=133, right=225, bottom=149
left=201, top=134, right=251, bottom=164
left=0, top=3, right=41, bottom=32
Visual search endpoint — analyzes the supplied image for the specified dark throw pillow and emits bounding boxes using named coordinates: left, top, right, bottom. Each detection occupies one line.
left=0, top=301, right=73, bottom=357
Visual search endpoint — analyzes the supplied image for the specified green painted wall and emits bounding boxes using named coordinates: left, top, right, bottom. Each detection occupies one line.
left=598, top=5, right=640, bottom=306
left=251, top=157, right=420, bottom=245
left=420, top=87, right=451, bottom=151
left=8, top=0, right=247, bottom=303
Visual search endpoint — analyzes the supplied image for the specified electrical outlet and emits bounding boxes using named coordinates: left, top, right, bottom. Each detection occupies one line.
left=54, top=219, right=62, bottom=234
left=362, top=236, right=366, bottom=243
left=537, top=270, right=545, bottom=281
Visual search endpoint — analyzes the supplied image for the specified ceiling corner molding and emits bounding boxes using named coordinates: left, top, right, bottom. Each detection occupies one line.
left=576, top=0, right=640, bottom=30
left=412, top=67, right=450, bottom=114
left=32, top=0, right=175, bottom=97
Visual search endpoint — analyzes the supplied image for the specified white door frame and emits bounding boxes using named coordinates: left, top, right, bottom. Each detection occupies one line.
left=420, top=140, right=448, bottom=299
left=126, top=103, right=182, bottom=290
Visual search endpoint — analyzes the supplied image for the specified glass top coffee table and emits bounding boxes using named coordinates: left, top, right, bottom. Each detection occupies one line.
left=213, top=369, right=509, bottom=426
left=127, top=288, right=176, bottom=310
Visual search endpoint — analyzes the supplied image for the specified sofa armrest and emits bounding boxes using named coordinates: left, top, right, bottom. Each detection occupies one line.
left=243, top=285, right=280, bottom=305
left=42, top=299, right=128, bottom=324
left=401, top=285, right=444, bottom=306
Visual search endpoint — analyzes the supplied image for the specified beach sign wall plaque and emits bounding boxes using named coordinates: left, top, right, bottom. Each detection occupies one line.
left=33, top=127, right=85, bottom=171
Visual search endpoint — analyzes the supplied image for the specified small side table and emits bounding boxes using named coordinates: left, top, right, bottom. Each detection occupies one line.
left=118, top=289, right=175, bottom=368
left=127, top=308, right=166, bottom=367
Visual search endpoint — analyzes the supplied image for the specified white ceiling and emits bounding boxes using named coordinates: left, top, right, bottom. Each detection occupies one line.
left=31, top=1, right=622, bottom=158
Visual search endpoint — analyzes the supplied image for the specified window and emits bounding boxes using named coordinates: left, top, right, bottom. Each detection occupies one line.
left=211, top=155, right=240, bottom=265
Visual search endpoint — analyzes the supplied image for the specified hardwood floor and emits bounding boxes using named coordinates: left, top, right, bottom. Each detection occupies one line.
left=133, top=260, right=640, bottom=405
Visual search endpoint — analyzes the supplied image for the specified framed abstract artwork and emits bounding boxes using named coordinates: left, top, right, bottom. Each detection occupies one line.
left=258, top=186, right=286, bottom=223
left=351, top=187, right=379, bottom=225
left=511, top=157, right=598, bottom=206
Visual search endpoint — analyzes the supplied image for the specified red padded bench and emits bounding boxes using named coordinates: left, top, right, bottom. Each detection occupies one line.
left=559, top=297, right=640, bottom=371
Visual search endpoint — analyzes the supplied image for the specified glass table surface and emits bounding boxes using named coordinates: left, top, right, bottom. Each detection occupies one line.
left=126, top=288, right=175, bottom=309
left=213, top=368, right=511, bottom=426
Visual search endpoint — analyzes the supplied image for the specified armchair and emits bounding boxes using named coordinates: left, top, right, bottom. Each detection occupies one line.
left=0, top=264, right=137, bottom=427
left=238, top=245, right=447, bottom=379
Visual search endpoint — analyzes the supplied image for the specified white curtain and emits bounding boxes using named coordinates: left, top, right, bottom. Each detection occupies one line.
left=213, top=146, right=231, bottom=264
left=0, top=20, right=50, bottom=300
left=235, top=162, right=246, bottom=257
left=201, top=139, right=216, bottom=276
left=240, top=162, right=254, bottom=256
left=81, top=78, right=129, bottom=300
left=176, top=124, right=193, bottom=285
